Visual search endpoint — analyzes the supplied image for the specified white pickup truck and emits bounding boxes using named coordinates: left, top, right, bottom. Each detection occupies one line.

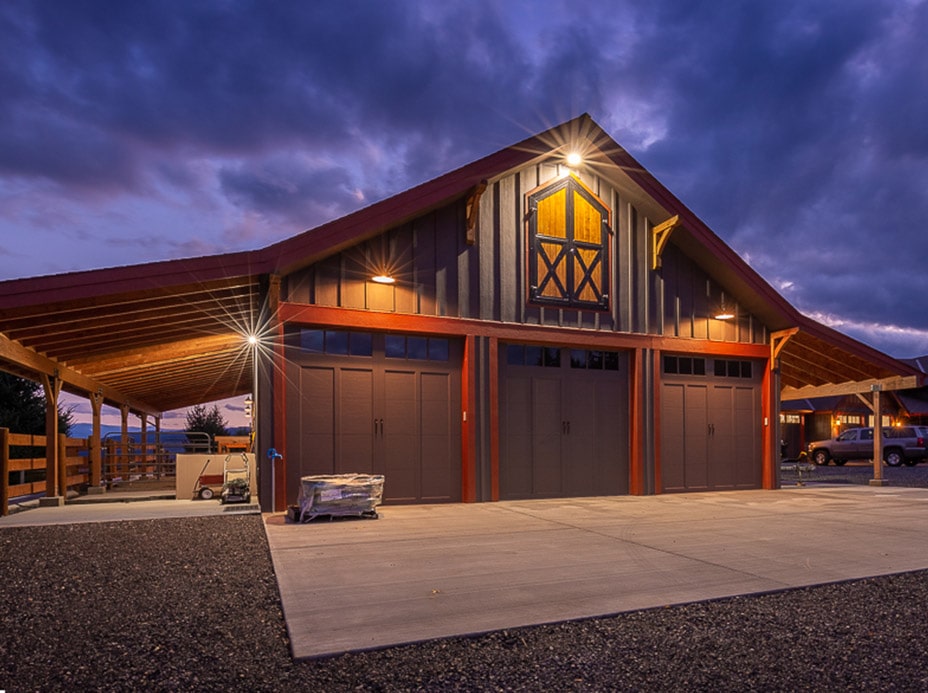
left=807, top=426, right=928, bottom=467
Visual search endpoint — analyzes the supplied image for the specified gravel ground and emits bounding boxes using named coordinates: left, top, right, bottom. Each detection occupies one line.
left=3, top=469, right=928, bottom=692
left=780, top=459, right=928, bottom=487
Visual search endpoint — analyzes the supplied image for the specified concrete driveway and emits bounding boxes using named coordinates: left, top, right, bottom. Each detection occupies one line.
left=264, top=485, right=928, bottom=659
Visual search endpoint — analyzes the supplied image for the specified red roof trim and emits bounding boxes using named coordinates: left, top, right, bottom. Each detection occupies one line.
left=257, top=128, right=558, bottom=275
left=0, top=251, right=264, bottom=309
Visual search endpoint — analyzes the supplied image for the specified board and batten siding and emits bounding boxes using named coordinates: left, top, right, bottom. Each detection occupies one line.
left=283, top=161, right=765, bottom=346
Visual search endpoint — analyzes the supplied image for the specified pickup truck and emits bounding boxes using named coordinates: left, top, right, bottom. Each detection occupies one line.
left=807, top=426, right=928, bottom=467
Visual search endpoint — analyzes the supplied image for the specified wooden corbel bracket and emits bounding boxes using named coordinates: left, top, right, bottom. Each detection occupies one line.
left=651, top=215, right=681, bottom=270
left=771, top=327, right=799, bottom=361
left=465, top=180, right=488, bottom=246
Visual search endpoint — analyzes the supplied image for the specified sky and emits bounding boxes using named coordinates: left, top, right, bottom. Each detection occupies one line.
left=2, top=0, right=928, bottom=428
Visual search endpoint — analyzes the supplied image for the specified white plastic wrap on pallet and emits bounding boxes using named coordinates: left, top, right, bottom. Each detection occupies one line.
left=297, top=474, right=385, bottom=521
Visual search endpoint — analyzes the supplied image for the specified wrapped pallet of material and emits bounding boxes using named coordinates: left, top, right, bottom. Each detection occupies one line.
left=296, top=474, right=385, bottom=522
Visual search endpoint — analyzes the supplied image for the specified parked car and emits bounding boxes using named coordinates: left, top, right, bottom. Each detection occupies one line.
left=807, top=426, right=928, bottom=467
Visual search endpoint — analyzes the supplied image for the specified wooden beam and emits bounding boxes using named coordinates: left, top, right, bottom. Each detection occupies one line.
left=0, top=332, right=160, bottom=416
left=278, top=301, right=770, bottom=358
left=854, top=392, right=873, bottom=412
left=781, top=375, right=920, bottom=400
left=75, top=334, right=246, bottom=374
left=651, top=215, right=680, bottom=270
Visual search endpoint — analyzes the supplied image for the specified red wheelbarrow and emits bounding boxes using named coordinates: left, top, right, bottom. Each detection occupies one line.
left=192, top=458, right=224, bottom=500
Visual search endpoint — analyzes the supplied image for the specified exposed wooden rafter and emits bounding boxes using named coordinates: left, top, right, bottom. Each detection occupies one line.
left=0, top=332, right=160, bottom=416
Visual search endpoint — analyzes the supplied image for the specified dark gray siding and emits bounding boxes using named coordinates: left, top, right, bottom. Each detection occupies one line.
left=284, top=159, right=765, bottom=345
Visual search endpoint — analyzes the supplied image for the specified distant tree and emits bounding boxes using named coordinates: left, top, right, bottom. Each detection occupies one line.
left=0, top=372, right=74, bottom=435
left=185, top=403, right=228, bottom=451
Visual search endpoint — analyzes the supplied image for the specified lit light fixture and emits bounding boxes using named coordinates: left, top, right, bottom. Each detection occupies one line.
left=566, top=152, right=582, bottom=167
left=372, top=274, right=395, bottom=284
left=714, top=301, right=735, bottom=320
left=712, top=292, right=735, bottom=320
left=247, top=334, right=258, bottom=345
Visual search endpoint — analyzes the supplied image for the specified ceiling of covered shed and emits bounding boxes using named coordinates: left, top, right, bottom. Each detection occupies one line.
left=0, top=254, right=264, bottom=415
left=778, top=328, right=915, bottom=392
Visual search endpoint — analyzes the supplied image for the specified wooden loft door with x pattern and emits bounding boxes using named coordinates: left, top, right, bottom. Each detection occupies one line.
left=527, top=174, right=611, bottom=311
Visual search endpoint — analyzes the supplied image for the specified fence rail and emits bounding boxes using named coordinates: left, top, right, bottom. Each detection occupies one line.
left=1, top=429, right=90, bottom=516
left=2, top=429, right=214, bottom=516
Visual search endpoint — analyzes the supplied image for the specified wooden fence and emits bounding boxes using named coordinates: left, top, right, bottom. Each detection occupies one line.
left=1, top=429, right=207, bottom=516
left=1, top=428, right=91, bottom=516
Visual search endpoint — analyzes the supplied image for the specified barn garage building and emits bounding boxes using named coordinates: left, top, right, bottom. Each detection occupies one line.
left=0, top=115, right=921, bottom=511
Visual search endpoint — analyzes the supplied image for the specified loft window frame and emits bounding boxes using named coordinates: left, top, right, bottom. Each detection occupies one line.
left=526, top=173, right=612, bottom=311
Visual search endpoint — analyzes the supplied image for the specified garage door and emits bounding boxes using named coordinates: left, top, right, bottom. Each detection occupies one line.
left=287, top=329, right=461, bottom=504
left=660, top=355, right=762, bottom=492
left=500, top=345, right=629, bottom=499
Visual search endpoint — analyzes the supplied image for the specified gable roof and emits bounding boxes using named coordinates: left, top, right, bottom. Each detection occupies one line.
left=0, top=115, right=919, bottom=416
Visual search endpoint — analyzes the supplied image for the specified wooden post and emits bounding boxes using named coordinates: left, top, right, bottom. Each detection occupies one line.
left=762, top=351, right=779, bottom=489
left=155, top=416, right=162, bottom=479
left=90, top=391, right=103, bottom=489
left=58, top=432, right=67, bottom=497
left=629, top=348, right=645, bottom=495
left=488, top=336, right=499, bottom=502
left=140, top=414, right=148, bottom=474
left=120, top=404, right=130, bottom=480
left=871, top=388, right=886, bottom=486
left=1, top=428, right=9, bottom=516
left=41, top=373, right=61, bottom=498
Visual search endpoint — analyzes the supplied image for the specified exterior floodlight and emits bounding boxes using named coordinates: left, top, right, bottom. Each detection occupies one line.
left=372, top=274, right=395, bottom=284
left=247, top=334, right=258, bottom=345
left=566, top=152, right=582, bottom=167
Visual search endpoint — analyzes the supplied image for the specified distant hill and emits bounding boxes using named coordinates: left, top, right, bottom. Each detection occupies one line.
left=69, top=423, right=186, bottom=439
left=68, top=424, right=248, bottom=439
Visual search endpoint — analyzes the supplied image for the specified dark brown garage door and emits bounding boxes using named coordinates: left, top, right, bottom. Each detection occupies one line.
left=500, top=345, right=629, bottom=499
left=286, top=330, right=461, bottom=504
left=660, top=355, right=762, bottom=492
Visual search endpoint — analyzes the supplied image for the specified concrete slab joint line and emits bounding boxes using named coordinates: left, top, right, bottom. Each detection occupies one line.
left=261, top=488, right=928, bottom=659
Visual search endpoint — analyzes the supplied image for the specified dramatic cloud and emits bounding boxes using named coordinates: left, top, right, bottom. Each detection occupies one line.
left=1, top=0, right=926, bottom=360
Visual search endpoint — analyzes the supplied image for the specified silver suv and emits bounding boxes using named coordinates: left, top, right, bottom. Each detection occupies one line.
left=807, top=426, right=927, bottom=467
